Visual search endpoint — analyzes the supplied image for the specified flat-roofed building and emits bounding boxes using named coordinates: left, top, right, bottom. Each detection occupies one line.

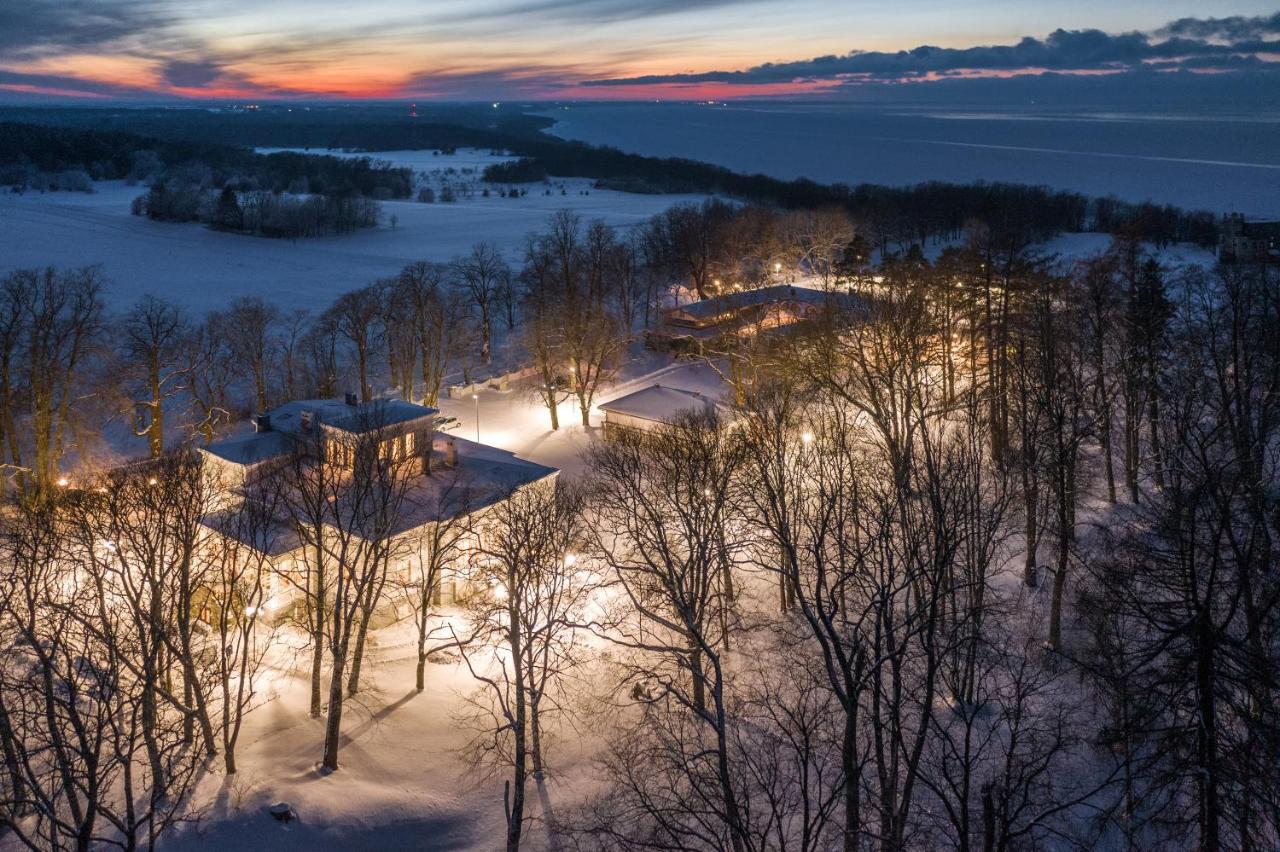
left=649, top=284, right=869, bottom=353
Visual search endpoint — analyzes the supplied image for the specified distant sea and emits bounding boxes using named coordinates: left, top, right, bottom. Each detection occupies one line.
left=542, top=102, right=1280, bottom=217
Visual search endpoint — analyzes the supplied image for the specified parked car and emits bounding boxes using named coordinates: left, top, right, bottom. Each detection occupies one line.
left=435, top=415, right=460, bottom=431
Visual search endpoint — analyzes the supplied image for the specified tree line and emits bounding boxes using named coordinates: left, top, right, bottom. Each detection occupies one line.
left=0, top=122, right=412, bottom=203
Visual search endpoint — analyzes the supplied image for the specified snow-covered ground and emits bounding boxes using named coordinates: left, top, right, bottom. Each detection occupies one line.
left=0, top=141, right=1223, bottom=316
left=168, top=620, right=505, bottom=851
left=436, top=353, right=729, bottom=479
left=0, top=150, right=709, bottom=313
left=1038, top=231, right=1218, bottom=268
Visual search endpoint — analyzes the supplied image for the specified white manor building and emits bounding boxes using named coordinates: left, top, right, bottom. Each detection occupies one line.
left=197, top=395, right=558, bottom=617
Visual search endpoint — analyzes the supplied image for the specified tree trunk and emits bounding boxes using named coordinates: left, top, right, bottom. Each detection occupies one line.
left=506, top=601, right=527, bottom=852
left=1046, top=467, right=1071, bottom=651
left=148, top=362, right=164, bottom=458
left=347, top=605, right=374, bottom=698
left=322, top=653, right=347, bottom=771
left=1022, top=471, right=1038, bottom=587
left=842, top=702, right=861, bottom=852
left=1123, top=396, right=1140, bottom=503
left=1195, top=609, right=1221, bottom=852
left=690, top=645, right=705, bottom=714
left=530, top=694, right=545, bottom=777
left=310, top=632, right=324, bottom=718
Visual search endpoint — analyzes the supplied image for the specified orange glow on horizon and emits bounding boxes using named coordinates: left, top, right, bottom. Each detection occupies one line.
left=0, top=49, right=1262, bottom=103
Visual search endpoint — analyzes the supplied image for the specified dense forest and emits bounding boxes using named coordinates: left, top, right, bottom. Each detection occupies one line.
left=0, top=121, right=413, bottom=198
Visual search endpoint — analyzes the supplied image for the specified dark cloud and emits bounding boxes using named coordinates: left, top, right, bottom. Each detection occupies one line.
left=438, top=0, right=751, bottom=26
left=399, top=63, right=597, bottom=99
left=0, top=0, right=170, bottom=56
left=1160, top=13, right=1280, bottom=41
left=584, top=16, right=1280, bottom=87
left=161, top=59, right=224, bottom=89
left=0, top=68, right=161, bottom=99
left=821, top=67, right=1280, bottom=113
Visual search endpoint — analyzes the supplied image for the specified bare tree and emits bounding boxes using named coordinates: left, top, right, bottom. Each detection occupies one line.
left=0, top=487, right=202, bottom=848
left=279, top=309, right=313, bottom=402
left=325, top=285, right=383, bottom=403
left=276, top=408, right=416, bottom=770
left=201, top=468, right=284, bottom=773
left=121, top=296, right=188, bottom=459
left=646, top=200, right=736, bottom=300
left=0, top=266, right=104, bottom=496
left=586, top=413, right=751, bottom=852
left=185, top=316, right=237, bottom=445
left=459, top=479, right=589, bottom=851
left=396, top=262, right=467, bottom=406
left=222, top=296, right=280, bottom=413
left=398, top=470, right=471, bottom=692
left=1028, top=274, right=1092, bottom=652
left=455, top=242, right=509, bottom=365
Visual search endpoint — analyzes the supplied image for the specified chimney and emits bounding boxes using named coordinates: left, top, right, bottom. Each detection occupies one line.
left=254, top=413, right=272, bottom=432
left=300, top=410, right=313, bottom=432
left=344, top=392, right=358, bottom=406
left=445, top=437, right=458, bottom=467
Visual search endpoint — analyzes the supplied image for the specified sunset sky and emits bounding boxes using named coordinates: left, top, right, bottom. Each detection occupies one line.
left=1, top=1, right=1277, bottom=101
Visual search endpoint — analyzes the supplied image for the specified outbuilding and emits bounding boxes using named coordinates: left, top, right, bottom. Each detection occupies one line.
left=597, top=383, right=734, bottom=432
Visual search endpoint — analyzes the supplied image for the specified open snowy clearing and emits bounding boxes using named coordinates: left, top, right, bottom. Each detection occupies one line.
left=162, top=614, right=608, bottom=852
left=0, top=155, right=709, bottom=313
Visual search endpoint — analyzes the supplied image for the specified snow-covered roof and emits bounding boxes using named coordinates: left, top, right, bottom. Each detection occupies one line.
left=665, top=284, right=866, bottom=325
left=203, top=435, right=558, bottom=552
left=599, top=384, right=733, bottom=425
left=271, top=398, right=438, bottom=436
left=201, top=397, right=439, bottom=466
left=200, top=431, right=293, bottom=466
left=393, top=437, right=559, bottom=533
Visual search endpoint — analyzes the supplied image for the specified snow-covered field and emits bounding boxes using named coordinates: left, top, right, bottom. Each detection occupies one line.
left=0, top=150, right=709, bottom=312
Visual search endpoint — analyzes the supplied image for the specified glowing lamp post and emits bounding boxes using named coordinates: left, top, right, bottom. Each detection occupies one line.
left=245, top=605, right=259, bottom=657
left=472, top=394, right=480, bottom=442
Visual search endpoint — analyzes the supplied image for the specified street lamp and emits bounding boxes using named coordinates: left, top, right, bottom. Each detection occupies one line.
left=245, top=605, right=259, bottom=658
left=801, top=431, right=814, bottom=445
left=472, top=393, right=479, bottom=442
